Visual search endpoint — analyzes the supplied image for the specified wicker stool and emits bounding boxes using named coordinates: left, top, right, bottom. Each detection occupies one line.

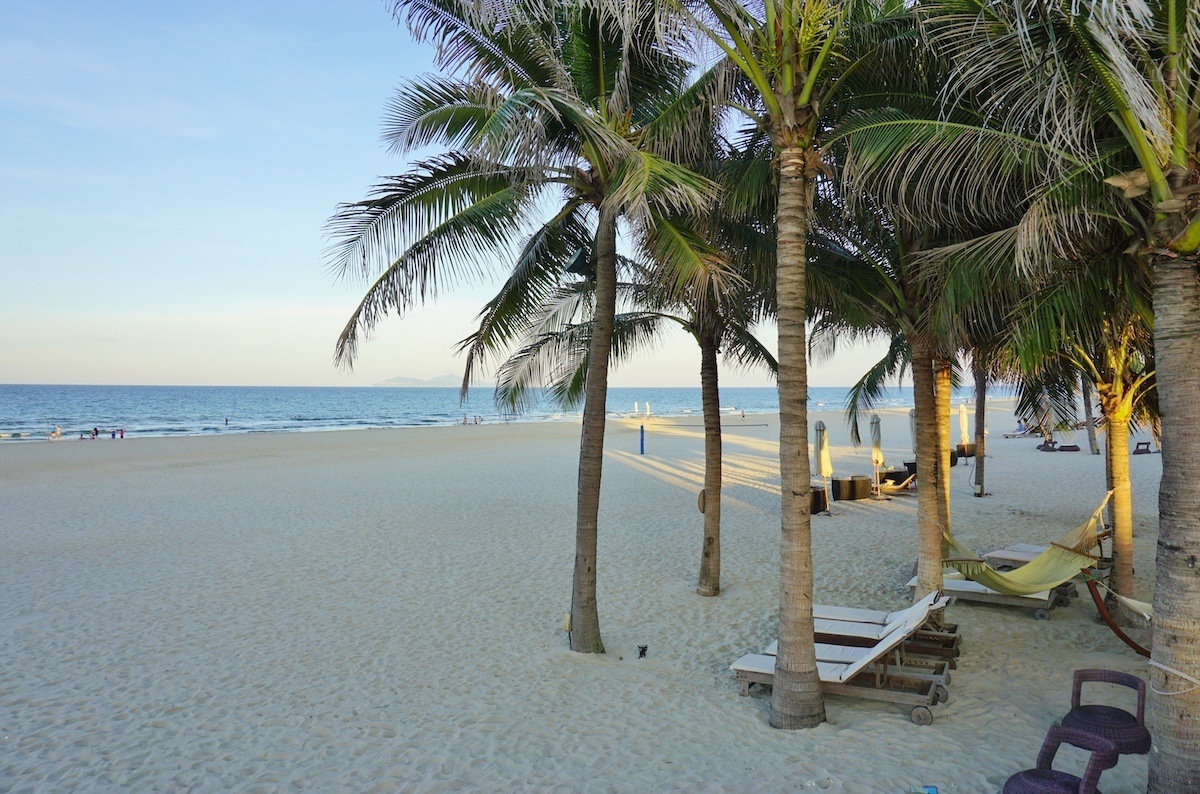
left=1003, top=725, right=1118, bottom=793
left=1060, top=669, right=1151, bottom=755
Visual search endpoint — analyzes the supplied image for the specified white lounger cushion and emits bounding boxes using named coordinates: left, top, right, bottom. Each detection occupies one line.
left=812, top=604, right=892, bottom=624
left=813, top=591, right=942, bottom=626
left=761, top=640, right=888, bottom=665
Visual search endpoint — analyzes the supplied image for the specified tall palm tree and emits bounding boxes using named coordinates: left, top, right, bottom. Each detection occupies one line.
left=918, top=4, right=1198, bottom=782
left=668, top=0, right=909, bottom=729
left=326, top=0, right=721, bottom=655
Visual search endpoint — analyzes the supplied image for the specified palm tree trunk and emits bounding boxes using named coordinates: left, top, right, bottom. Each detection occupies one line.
left=1104, top=415, right=1135, bottom=610
left=1081, top=375, right=1100, bottom=455
left=935, top=358, right=953, bottom=549
left=972, top=354, right=986, bottom=497
left=1147, top=249, right=1200, bottom=790
left=569, top=205, right=618, bottom=654
left=912, top=340, right=943, bottom=600
left=769, top=145, right=824, bottom=729
left=697, top=328, right=722, bottom=597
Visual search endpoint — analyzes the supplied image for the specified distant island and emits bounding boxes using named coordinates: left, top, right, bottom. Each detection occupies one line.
left=375, top=374, right=491, bottom=388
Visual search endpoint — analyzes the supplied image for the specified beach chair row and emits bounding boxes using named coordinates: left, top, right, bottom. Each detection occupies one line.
left=731, top=592, right=960, bottom=725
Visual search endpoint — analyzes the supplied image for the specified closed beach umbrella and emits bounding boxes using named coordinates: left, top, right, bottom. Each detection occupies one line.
left=870, top=414, right=885, bottom=467
left=870, top=414, right=886, bottom=498
left=814, top=420, right=833, bottom=513
left=814, top=421, right=833, bottom=479
left=958, top=403, right=970, bottom=446
left=909, top=408, right=917, bottom=453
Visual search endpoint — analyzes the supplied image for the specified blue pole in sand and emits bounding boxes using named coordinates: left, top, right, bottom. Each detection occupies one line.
left=640, top=424, right=645, bottom=455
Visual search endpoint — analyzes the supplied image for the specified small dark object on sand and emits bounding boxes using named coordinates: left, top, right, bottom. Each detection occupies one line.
left=638, top=645, right=648, bottom=659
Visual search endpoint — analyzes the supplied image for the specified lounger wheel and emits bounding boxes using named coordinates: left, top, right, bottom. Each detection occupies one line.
left=935, top=685, right=950, bottom=705
left=1053, top=594, right=1072, bottom=608
left=1034, top=608, right=1051, bottom=621
left=910, top=706, right=934, bottom=726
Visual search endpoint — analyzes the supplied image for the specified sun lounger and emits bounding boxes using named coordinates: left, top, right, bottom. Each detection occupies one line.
left=824, top=595, right=960, bottom=660
left=1132, top=441, right=1152, bottom=455
left=732, top=623, right=947, bottom=724
left=873, top=473, right=917, bottom=496
left=770, top=592, right=961, bottom=663
left=760, top=638, right=952, bottom=688
left=762, top=636, right=953, bottom=686
left=981, top=543, right=1055, bottom=569
left=812, top=590, right=942, bottom=625
left=908, top=572, right=1068, bottom=620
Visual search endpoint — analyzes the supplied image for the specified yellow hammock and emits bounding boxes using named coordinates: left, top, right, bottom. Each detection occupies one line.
left=943, top=494, right=1112, bottom=597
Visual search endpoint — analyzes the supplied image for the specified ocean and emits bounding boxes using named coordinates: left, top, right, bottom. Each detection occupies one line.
left=0, top=383, right=940, bottom=441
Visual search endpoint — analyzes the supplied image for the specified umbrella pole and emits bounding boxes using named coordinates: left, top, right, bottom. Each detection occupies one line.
left=872, top=462, right=891, bottom=501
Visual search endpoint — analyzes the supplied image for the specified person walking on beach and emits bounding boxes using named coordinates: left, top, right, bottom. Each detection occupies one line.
left=119, top=429, right=124, bottom=439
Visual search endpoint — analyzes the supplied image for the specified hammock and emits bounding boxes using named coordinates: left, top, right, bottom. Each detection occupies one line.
left=942, top=495, right=1111, bottom=597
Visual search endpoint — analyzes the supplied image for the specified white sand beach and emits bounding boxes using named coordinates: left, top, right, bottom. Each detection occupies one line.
left=0, top=405, right=1160, bottom=792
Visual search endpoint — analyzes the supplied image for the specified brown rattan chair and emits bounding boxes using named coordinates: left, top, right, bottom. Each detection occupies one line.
left=1003, top=725, right=1119, bottom=793
left=1060, top=668, right=1151, bottom=755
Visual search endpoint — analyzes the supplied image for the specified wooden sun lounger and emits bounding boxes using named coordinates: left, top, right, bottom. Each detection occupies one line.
left=761, top=639, right=953, bottom=687
left=808, top=593, right=960, bottom=659
left=907, top=573, right=1070, bottom=620
left=813, top=591, right=949, bottom=627
left=732, top=623, right=947, bottom=724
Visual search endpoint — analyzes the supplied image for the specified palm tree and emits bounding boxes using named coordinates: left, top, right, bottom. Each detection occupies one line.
left=917, top=4, right=1198, bottom=782
left=326, top=0, right=721, bottom=655
left=668, top=0, right=913, bottom=729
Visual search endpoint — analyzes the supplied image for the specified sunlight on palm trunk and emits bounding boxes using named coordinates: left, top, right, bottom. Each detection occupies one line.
left=934, top=358, right=953, bottom=553
left=1103, top=415, right=1134, bottom=622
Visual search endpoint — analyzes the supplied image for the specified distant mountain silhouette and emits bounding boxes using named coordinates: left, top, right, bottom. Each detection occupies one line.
left=375, top=374, right=492, bottom=388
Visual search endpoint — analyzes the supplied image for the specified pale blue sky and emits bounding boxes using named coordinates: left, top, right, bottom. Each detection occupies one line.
left=0, top=1, right=886, bottom=388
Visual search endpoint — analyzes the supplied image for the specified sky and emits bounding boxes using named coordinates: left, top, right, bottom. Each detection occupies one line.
left=0, top=1, right=889, bottom=388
